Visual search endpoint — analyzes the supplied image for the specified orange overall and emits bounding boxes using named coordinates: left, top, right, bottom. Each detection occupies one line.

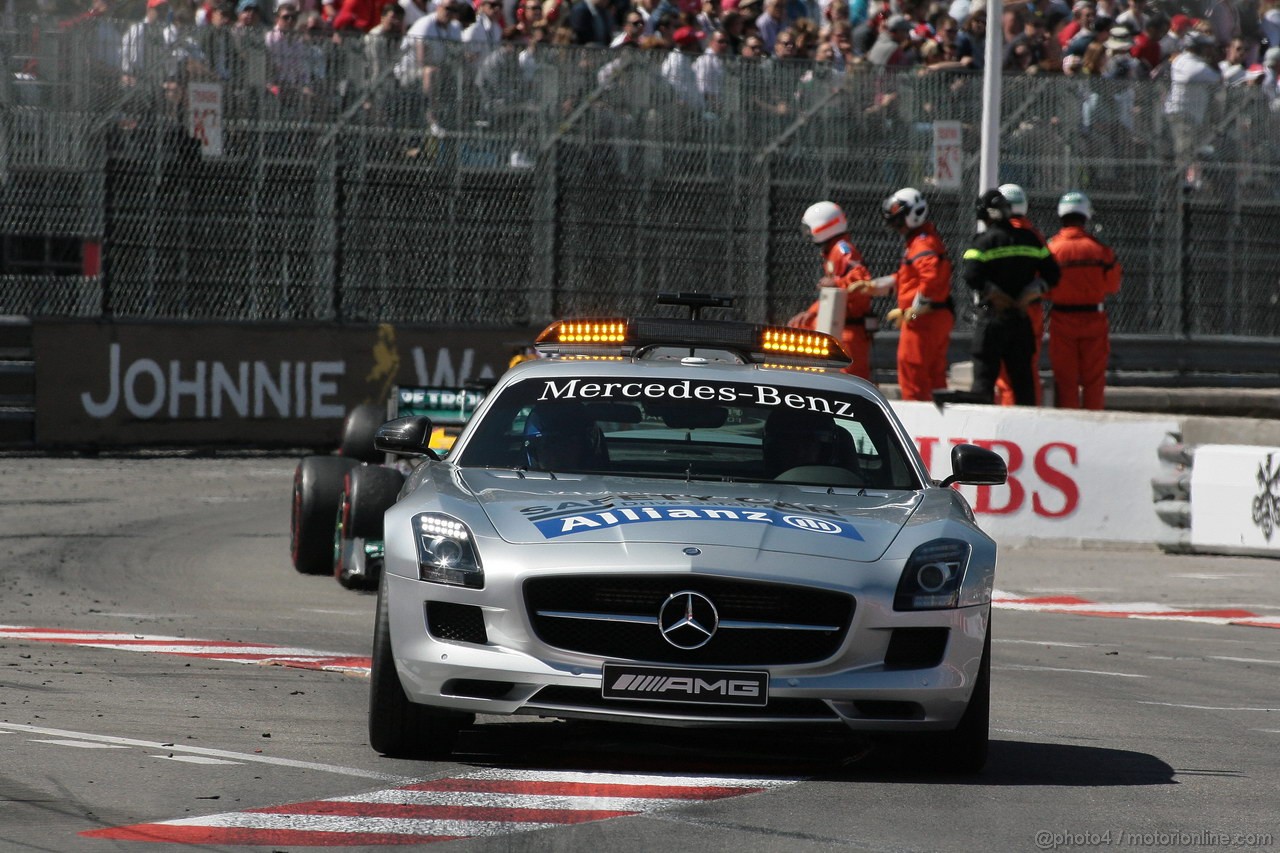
left=790, top=237, right=875, bottom=380
left=894, top=222, right=953, bottom=401
left=1046, top=225, right=1122, bottom=410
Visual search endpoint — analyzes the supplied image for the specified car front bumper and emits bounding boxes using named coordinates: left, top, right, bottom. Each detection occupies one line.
left=385, top=567, right=990, bottom=733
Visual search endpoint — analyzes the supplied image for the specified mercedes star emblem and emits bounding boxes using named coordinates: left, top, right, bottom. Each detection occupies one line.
left=658, top=590, right=719, bottom=650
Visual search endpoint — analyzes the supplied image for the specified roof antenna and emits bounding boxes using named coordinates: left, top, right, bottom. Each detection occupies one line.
left=657, top=292, right=734, bottom=322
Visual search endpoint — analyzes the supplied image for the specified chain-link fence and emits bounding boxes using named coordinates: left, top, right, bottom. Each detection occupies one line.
left=2, top=16, right=1279, bottom=337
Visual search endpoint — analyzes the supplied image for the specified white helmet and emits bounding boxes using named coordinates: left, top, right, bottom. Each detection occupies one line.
left=880, top=187, right=928, bottom=229
left=801, top=201, right=848, bottom=244
left=999, top=183, right=1028, bottom=216
left=1057, top=190, right=1093, bottom=220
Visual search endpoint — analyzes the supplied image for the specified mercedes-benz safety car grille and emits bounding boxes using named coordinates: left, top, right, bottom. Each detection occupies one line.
left=426, top=601, right=488, bottom=645
left=530, top=686, right=840, bottom=720
left=523, top=575, right=853, bottom=665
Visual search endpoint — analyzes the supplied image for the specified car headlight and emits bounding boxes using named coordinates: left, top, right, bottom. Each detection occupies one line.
left=894, top=539, right=971, bottom=611
left=413, top=513, right=483, bottom=588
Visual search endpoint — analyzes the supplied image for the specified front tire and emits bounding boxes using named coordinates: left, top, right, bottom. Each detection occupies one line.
left=335, top=466, right=405, bottom=591
left=935, top=620, right=991, bottom=774
left=291, top=456, right=358, bottom=575
left=368, top=575, right=470, bottom=758
left=339, top=403, right=386, bottom=464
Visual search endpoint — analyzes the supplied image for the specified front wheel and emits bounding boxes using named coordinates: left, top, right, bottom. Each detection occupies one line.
left=339, top=403, right=386, bottom=464
left=934, top=621, right=991, bottom=774
left=291, top=456, right=358, bottom=575
left=368, top=575, right=470, bottom=758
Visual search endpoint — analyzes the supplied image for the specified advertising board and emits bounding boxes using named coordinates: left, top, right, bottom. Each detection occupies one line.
left=34, top=321, right=529, bottom=447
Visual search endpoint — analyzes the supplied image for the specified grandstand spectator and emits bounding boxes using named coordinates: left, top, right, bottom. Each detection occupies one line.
left=771, top=24, right=800, bottom=59
left=514, top=0, right=544, bottom=34
left=1161, top=12, right=1194, bottom=57
left=301, top=11, right=333, bottom=95
left=720, top=10, right=748, bottom=48
left=867, top=12, right=915, bottom=66
left=1005, top=12, right=1056, bottom=72
left=740, top=32, right=766, bottom=55
left=1058, top=0, right=1094, bottom=49
left=612, top=9, right=647, bottom=45
left=407, top=0, right=462, bottom=70
left=791, top=16, right=820, bottom=57
left=1205, top=0, right=1242, bottom=53
left=756, top=0, right=788, bottom=52
left=1001, top=3, right=1023, bottom=44
left=1130, top=12, right=1168, bottom=73
left=121, top=0, right=177, bottom=87
left=400, top=0, right=431, bottom=28
left=1220, top=35, right=1248, bottom=83
left=694, top=28, right=730, bottom=109
left=697, top=0, right=720, bottom=35
left=629, top=0, right=659, bottom=32
left=568, top=0, right=614, bottom=44
left=200, top=1, right=238, bottom=82
left=267, top=1, right=316, bottom=114
left=828, top=19, right=857, bottom=69
left=955, top=3, right=985, bottom=69
left=1262, top=0, right=1280, bottom=52
left=662, top=25, right=706, bottom=111
left=1114, top=0, right=1145, bottom=34
left=1065, top=13, right=1110, bottom=58
left=333, top=0, right=384, bottom=30
left=168, top=1, right=212, bottom=83
left=1263, top=45, right=1280, bottom=105
left=931, top=13, right=961, bottom=54
left=465, top=0, right=504, bottom=53
left=1164, top=30, right=1222, bottom=187
left=822, top=0, right=850, bottom=28
left=650, top=11, right=680, bottom=44
left=357, top=1, right=409, bottom=123
left=405, top=0, right=460, bottom=135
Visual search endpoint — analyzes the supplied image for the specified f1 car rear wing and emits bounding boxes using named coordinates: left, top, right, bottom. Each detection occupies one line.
left=390, top=385, right=489, bottom=426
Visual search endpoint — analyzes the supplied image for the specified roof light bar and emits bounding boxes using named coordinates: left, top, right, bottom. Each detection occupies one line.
left=760, top=327, right=835, bottom=359
left=552, top=320, right=629, bottom=344
left=534, top=317, right=850, bottom=368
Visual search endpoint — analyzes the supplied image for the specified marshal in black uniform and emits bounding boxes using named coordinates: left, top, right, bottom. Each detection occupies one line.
left=960, top=189, right=1060, bottom=405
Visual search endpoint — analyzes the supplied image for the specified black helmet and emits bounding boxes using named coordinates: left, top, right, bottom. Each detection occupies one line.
left=976, top=189, right=1012, bottom=224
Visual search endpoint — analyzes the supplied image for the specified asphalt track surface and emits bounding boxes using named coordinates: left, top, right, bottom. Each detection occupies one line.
left=0, top=454, right=1277, bottom=853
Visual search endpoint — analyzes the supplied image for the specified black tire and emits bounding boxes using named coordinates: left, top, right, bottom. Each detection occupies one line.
left=368, top=575, right=470, bottom=758
left=935, top=620, right=991, bottom=775
left=346, top=465, right=406, bottom=540
left=290, top=456, right=358, bottom=575
left=339, top=403, right=386, bottom=464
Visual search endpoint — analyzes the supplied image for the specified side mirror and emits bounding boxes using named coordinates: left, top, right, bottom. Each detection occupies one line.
left=938, top=443, right=1007, bottom=488
left=374, top=416, right=438, bottom=458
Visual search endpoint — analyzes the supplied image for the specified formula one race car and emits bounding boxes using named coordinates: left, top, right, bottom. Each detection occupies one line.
left=366, top=293, right=1008, bottom=773
left=289, top=385, right=487, bottom=590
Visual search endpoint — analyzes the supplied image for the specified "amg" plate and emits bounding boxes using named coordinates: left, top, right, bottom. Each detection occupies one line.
left=602, top=663, right=769, bottom=707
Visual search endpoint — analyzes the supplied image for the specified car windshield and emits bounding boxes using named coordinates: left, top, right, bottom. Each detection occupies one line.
left=455, top=375, right=921, bottom=490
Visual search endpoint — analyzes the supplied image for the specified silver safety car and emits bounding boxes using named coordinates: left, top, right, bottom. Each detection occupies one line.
left=368, top=294, right=1007, bottom=773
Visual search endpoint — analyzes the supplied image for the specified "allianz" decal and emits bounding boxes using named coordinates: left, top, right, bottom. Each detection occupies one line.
left=532, top=504, right=863, bottom=540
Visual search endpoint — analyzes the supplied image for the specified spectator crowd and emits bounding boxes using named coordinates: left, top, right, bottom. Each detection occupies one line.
left=16, top=0, right=1277, bottom=145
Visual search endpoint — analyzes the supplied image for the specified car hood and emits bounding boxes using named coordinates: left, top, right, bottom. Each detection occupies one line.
left=457, top=469, right=919, bottom=562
